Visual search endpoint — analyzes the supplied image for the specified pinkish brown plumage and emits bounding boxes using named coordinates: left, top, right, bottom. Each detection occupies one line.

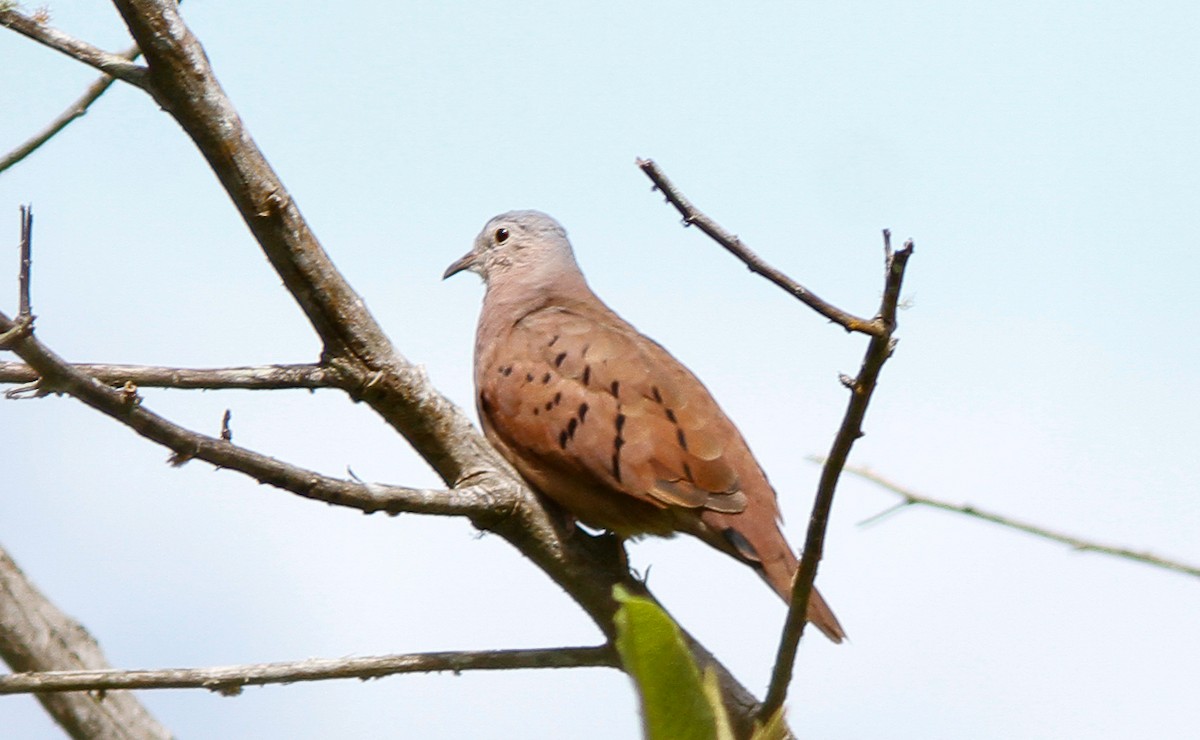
left=445, top=210, right=844, bottom=642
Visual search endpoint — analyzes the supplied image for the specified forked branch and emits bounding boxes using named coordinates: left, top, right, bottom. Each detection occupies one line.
left=763, top=230, right=912, bottom=719
left=638, top=161, right=915, bottom=723
left=0, top=42, right=142, bottom=173
left=838, top=462, right=1200, bottom=580
left=0, top=9, right=148, bottom=88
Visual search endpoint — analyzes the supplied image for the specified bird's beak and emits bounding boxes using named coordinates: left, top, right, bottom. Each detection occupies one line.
left=443, top=249, right=478, bottom=280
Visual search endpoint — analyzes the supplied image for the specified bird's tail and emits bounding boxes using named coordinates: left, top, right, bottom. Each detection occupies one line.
left=761, top=545, right=847, bottom=644
left=702, top=513, right=847, bottom=643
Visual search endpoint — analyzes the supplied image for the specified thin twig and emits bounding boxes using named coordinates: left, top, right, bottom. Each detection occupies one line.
left=835, top=462, right=1200, bottom=580
left=0, top=43, right=142, bottom=173
left=0, top=645, right=618, bottom=696
left=760, top=230, right=914, bottom=721
left=636, top=158, right=883, bottom=336
left=0, top=361, right=336, bottom=391
left=0, top=207, right=34, bottom=349
left=0, top=9, right=148, bottom=88
left=17, top=205, right=31, bottom=317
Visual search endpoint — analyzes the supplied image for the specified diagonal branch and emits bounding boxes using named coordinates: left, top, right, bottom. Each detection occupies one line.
left=0, top=645, right=618, bottom=696
left=761, top=231, right=914, bottom=720
left=0, top=307, right=492, bottom=519
left=0, top=544, right=171, bottom=739
left=637, top=157, right=884, bottom=336
left=0, top=42, right=142, bottom=174
left=838, top=462, right=1200, bottom=580
left=0, top=361, right=337, bottom=391
left=0, top=9, right=148, bottom=88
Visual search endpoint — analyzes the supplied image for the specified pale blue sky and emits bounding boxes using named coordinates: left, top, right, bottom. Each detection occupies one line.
left=2, top=2, right=1198, bottom=738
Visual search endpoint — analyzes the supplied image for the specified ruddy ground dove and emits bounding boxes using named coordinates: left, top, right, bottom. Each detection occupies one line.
left=445, top=211, right=845, bottom=643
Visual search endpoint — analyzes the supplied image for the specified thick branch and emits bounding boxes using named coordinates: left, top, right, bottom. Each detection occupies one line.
left=0, top=544, right=171, bottom=739
left=636, top=158, right=883, bottom=336
left=839, top=463, right=1200, bottom=580
left=0, top=9, right=148, bottom=88
left=0, top=361, right=336, bottom=391
left=760, top=231, right=914, bottom=720
left=0, top=646, right=617, bottom=696
left=0, top=43, right=142, bottom=173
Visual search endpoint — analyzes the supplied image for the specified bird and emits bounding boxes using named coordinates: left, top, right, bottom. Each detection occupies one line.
left=444, top=210, right=845, bottom=643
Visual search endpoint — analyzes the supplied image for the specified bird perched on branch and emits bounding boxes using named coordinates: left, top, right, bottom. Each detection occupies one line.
left=445, top=210, right=845, bottom=643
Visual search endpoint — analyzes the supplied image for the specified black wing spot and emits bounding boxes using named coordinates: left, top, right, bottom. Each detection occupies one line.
left=500, top=366, right=513, bottom=377
left=682, top=462, right=694, bottom=482
left=651, top=385, right=663, bottom=403
left=544, top=401, right=553, bottom=411
left=610, top=380, right=620, bottom=398
left=567, top=417, right=578, bottom=439
left=542, top=373, right=551, bottom=384
left=578, top=403, right=589, bottom=423
left=612, top=411, right=627, bottom=481
left=553, top=392, right=562, bottom=406
left=525, top=373, right=534, bottom=382
left=676, top=428, right=688, bottom=451
left=582, top=365, right=591, bottom=386
left=548, top=335, right=559, bottom=347
left=558, top=430, right=569, bottom=449
left=723, top=528, right=760, bottom=563
left=554, top=352, right=567, bottom=367
left=665, top=408, right=677, bottom=423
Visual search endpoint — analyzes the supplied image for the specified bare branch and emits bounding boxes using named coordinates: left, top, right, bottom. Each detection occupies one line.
left=0, top=207, right=34, bottom=350
left=636, top=157, right=884, bottom=336
left=0, top=308, right=495, bottom=519
left=836, top=462, right=1200, bottom=580
left=760, top=230, right=914, bottom=720
left=0, top=646, right=618, bottom=696
left=0, top=9, right=148, bottom=88
left=0, top=544, right=171, bottom=738
left=641, top=160, right=916, bottom=722
left=16, top=205, right=31, bottom=317
left=0, top=43, right=142, bottom=173
left=0, top=361, right=337, bottom=391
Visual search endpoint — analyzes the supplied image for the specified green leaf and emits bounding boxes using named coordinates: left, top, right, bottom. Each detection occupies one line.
left=613, top=585, right=721, bottom=740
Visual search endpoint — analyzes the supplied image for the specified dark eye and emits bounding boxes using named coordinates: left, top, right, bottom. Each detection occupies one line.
left=495, top=228, right=510, bottom=244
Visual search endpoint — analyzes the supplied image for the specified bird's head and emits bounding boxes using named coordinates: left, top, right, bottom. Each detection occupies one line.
left=444, top=210, right=581, bottom=288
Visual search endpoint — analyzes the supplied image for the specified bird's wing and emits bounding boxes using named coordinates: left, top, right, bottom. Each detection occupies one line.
left=479, top=306, right=752, bottom=517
